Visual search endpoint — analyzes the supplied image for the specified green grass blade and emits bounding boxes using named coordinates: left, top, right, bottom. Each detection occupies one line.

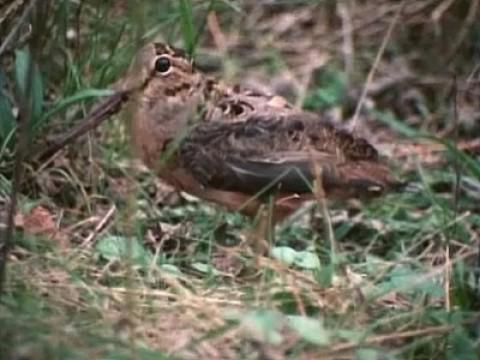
left=425, top=136, right=480, bottom=180
left=14, top=48, right=43, bottom=127
left=0, top=70, right=16, bottom=147
left=35, top=88, right=115, bottom=130
left=178, top=0, right=197, bottom=55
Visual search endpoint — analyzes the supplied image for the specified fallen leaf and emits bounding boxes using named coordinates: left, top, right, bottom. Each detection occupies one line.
left=15, top=206, right=67, bottom=247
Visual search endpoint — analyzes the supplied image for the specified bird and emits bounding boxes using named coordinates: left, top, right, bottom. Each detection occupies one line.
left=118, top=42, right=403, bottom=223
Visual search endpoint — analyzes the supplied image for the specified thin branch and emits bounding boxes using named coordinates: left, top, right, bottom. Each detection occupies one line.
left=0, top=0, right=39, bottom=56
left=34, top=90, right=130, bottom=163
left=315, top=323, right=463, bottom=356
left=445, top=0, right=479, bottom=65
left=337, top=1, right=354, bottom=83
left=350, top=0, right=407, bottom=131
left=443, top=75, right=461, bottom=312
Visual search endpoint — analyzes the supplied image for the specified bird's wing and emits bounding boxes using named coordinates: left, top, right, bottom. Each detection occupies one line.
left=178, top=114, right=402, bottom=198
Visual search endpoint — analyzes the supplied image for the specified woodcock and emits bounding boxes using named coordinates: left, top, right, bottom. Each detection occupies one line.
left=119, top=42, right=403, bottom=222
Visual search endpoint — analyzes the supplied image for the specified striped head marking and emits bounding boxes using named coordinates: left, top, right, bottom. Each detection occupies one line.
left=123, top=42, right=200, bottom=99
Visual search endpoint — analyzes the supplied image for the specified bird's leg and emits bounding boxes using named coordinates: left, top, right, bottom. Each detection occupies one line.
left=265, top=193, right=276, bottom=246
left=249, top=192, right=277, bottom=256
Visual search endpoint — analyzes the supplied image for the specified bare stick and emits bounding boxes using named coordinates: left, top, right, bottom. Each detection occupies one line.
left=0, top=0, right=39, bottom=56
left=445, top=75, right=461, bottom=311
left=445, top=0, right=479, bottom=64
left=35, top=90, right=130, bottom=162
left=350, top=0, right=406, bottom=131
left=80, top=205, right=116, bottom=248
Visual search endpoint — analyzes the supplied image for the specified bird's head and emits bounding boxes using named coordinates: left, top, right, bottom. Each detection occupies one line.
left=120, top=42, right=206, bottom=165
left=120, top=42, right=203, bottom=105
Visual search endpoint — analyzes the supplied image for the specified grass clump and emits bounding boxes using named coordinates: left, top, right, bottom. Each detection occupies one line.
left=1, top=1, right=479, bottom=359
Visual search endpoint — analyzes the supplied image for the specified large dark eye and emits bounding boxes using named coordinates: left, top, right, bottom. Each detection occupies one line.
left=155, top=56, right=171, bottom=73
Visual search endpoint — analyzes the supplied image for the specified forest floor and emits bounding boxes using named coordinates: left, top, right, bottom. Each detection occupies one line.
left=1, top=1, right=479, bottom=359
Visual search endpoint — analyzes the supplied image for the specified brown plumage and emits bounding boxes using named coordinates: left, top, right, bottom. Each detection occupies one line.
left=120, top=42, right=403, bottom=221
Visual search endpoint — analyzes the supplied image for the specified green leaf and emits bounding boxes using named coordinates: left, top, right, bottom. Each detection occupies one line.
left=287, top=315, right=331, bottom=345
left=14, top=48, right=43, bottom=127
left=303, top=68, right=346, bottom=110
left=315, top=263, right=334, bottom=287
left=366, top=265, right=443, bottom=299
left=95, top=235, right=152, bottom=266
left=241, top=310, right=283, bottom=344
left=271, top=290, right=309, bottom=315
left=271, top=246, right=297, bottom=265
left=102, top=347, right=172, bottom=360
left=294, top=251, right=321, bottom=270
left=160, top=264, right=182, bottom=275
left=447, top=329, right=477, bottom=360
left=336, top=329, right=365, bottom=343
left=356, top=348, right=381, bottom=360
left=191, top=262, right=221, bottom=275
left=271, top=247, right=321, bottom=270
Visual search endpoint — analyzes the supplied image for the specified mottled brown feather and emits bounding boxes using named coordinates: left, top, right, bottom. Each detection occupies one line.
left=121, top=42, right=403, bottom=221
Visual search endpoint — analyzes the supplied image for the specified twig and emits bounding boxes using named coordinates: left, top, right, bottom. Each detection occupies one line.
left=0, top=0, right=26, bottom=29
left=207, top=11, right=227, bottom=53
left=445, top=0, right=479, bottom=64
left=0, top=0, right=38, bottom=56
left=337, top=2, right=354, bottom=83
left=446, top=75, right=461, bottom=311
left=431, top=0, right=456, bottom=22
left=318, top=324, right=457, bottom=355
left=322, top=0, right=434, bottom=47
left=350, top=0, right=407, bottom=131
left=34, top=90, right=130, bottom=163
left=80, top=205, right=116, bottom=248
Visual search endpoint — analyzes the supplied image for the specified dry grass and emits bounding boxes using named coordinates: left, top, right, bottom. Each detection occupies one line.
left=1, top=0, right=479, bottom=359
